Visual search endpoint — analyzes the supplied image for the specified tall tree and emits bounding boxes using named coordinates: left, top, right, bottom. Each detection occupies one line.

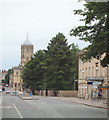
left=5, top=69, right=13, bottom=84
left=44, top=33, right=73, bottom=90
left=21, top=50, right=46, bottom=93
left=70, top=43, right=80, bottom=90
left=70, top=2, right=109, bottom=67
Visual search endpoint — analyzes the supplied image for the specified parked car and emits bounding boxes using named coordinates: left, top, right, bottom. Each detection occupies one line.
left=0, top=89, right=2, bottom=92
left=5, top=84, right=8, bottom=87
left=6, top=91, right=10, bottom=94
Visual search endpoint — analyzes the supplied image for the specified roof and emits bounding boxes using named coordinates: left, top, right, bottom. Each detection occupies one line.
left=23, top=33, right=33, bottom=46
left=23, top=40, right=32, bottom=46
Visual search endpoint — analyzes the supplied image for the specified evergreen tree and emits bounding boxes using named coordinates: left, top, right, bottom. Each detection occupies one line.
left=5, top=69, right=13, bottom=84
left=22, top=50, right=46, bottom=93
left=44, top=33, right=73, bottom=90
left=70, top=43, right=80, bottom=90
left=22, top=34, right=80, bottom=92
left=70, top=2, right=109, bottom=67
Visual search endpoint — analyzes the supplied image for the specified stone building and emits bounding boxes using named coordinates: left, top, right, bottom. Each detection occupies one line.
left=13, top=35, right=34, bottom=91
left=78, top=51, right=109, bottom=99
left=21, top=37, right=34, bottom=66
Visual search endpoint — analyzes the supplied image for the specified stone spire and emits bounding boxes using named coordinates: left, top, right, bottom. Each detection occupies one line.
left=23, top=32, right=32, bottom=45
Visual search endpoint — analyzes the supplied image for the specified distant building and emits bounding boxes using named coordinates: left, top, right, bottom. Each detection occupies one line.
left=78, top=51, right=109, bottom=99
left=21, top=36, right=34, bottom=66
left=13, top=34, right=34, bottom=91
left=0, top=70, right=7, bottom=83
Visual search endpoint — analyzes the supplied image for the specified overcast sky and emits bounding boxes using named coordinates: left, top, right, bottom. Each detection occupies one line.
left=0, top=0, right=89, bottom=70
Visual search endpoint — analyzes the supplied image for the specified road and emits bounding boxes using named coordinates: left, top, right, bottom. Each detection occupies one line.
left=1, top=87, right=107, bottom=118
left=0, top=85, right=2, bottom=119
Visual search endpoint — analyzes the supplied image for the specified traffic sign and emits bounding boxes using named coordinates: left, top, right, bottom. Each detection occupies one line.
left=93, top=81, right=101, bottom=85
left=87, top=82, right=92, bottom=84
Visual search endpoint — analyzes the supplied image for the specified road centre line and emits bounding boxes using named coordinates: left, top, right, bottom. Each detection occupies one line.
left=13, top=104, right=23, bottom=118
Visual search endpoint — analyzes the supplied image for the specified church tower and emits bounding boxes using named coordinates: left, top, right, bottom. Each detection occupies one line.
left=21, top=34, right=34, bottom=66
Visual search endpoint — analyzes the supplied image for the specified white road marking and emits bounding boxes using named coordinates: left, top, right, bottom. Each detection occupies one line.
left=13, top=104, right=23, bottom=118
left=0, top=106, right=13, bottom=109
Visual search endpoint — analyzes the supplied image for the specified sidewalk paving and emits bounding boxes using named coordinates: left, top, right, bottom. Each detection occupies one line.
left=56, top=97, right=108, bottom=109
left=16, top=91, right=108, bottom=109
left=17, top=91, right=39, bottom=100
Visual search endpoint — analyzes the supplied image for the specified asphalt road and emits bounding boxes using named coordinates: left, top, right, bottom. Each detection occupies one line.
left=0, top=92, right=2, bottom=119
left=1, top=87, right=107, bottom=118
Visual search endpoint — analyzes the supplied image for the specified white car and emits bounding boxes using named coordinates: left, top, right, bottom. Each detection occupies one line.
left=0, top=89, right=2, bottom=92
left=5, top=84, right=8, bottom=87
left=6, top=91, right=10, bottom=94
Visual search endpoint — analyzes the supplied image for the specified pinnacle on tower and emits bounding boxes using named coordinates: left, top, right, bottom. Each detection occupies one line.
left=23, top=32, right=32, bottom=45
left=27, top=32, right=29, bottom=40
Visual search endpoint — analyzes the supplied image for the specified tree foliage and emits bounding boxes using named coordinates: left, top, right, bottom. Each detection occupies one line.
left=70, top=2, right=109, bottom=67
left=22, top=50, right=46, bottom=92
left=70, top=43, right=80, bottom=90
left=22, top=33, right=80, bottom=91
left=5, top=69, right=13, bottom=84
left=44, top=33, right=73, bottom=90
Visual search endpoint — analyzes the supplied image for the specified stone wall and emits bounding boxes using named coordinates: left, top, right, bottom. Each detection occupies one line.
left=57, top=90, right=78, bottom=97
left=36, top=90, right=78, bottom=97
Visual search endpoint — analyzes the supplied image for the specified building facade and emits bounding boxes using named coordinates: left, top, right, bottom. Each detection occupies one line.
left=78, top=52, right=109, bottom=99
left=13, top=35, right=34, bottom=91
left=21, top=38, right=34, bottom=66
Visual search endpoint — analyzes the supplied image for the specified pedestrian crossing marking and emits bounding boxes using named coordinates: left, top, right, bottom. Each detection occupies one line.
left=0, top=106, right=13, bottom=109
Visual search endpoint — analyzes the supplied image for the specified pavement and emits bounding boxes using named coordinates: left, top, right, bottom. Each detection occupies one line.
left=57, top=97, right=108, bottom=109
left=17, top=91, right=108, bottom=109
left=17, top=91, right=39, bottom=100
